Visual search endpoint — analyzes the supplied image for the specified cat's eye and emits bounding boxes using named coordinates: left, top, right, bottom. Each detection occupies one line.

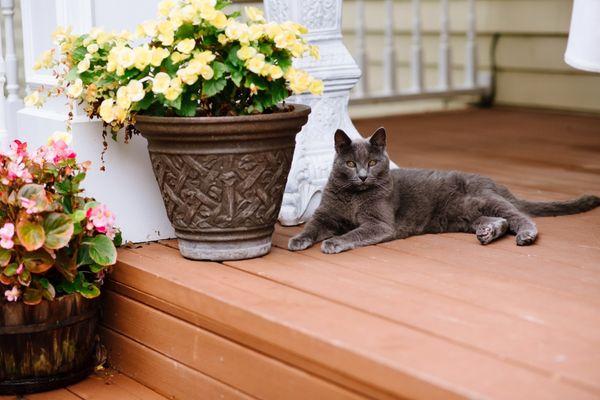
left=368, top=160, right=378, bottom=167
left=346, top=161, right=356, bottom=168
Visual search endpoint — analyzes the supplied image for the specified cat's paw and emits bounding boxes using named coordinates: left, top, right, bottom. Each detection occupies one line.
left=288, top=235, right=313, bottom=251
left=321, top=239, right=348, bottom=254
left=476, top=225, right=495, bottom=245
left=516, top=230, right=537, bottom=246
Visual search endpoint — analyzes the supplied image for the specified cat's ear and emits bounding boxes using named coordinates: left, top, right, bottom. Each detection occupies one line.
left=334, top=129, right=352, bottom=152
left=369, top=127, right=387, bottom=148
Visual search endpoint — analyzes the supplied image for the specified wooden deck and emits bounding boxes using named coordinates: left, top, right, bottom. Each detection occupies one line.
left=0, top=370, right=167, bottom=400
left=101, top=108, right=600, bottom=400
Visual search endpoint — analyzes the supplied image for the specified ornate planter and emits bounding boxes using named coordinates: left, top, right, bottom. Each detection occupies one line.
left=0, top=294, right=100, bottom=395
left=135, top=105, right=310, bottom=261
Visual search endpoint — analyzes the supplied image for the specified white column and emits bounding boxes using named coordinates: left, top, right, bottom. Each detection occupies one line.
left=266, top=0, right=364, bottom=226
left=1, top=0, right=19, bottom=102
left=464, top=0, right=478, bottom=87
left=382, top=0, right=397, bottom=95
left=354, top=0, right=368, bottom=97
left=0, top=27, right=8, bottom=147
left=410, top=0, right=424, bottom=92
left=438, top=0, right=452, bottom=90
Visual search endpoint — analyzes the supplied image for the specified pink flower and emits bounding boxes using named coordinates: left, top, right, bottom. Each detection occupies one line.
left=4, top=286, right=20, bottom=302
left=16, top=263, right=24, bottom=275
left=6, top=161, right=33, bottom=183
left=40, top=140, right=76, bottom=165
left=20, top=197, right=39, bottom=214
left=8, top=140, right=28, bottom=160
left=86, top=204, right=117, bottom=239
left=0, top=222, right=15, bottom=249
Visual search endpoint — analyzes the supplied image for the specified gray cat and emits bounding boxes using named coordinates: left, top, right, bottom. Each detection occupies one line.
left=288, top=127, right=600, bottom=254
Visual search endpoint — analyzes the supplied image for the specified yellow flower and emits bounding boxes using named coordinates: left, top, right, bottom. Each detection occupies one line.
left=67, top=78, right=84, bottom=98
left=116, top=86, right=132, bottom=109
left=309, top=79, right=324, bottom=95
left=127, top=79, right=145, bottom=102
left=87, top=43, right=99, bottom=54
left=114, top=105, right=127, bottom=123
left=24, top=91, right=44, bottom=108
left=191, top=0, right=216, bottom=9
left=287, top=69, right=311, bottom=94
left=263, top=23, right=282, bottom=40
left=176, top=38, right=196, bottom=54
left=99, top=99, right=116, bottom=123
left=245, top=6, right=265, bottom=22
left=309, top=45, right=320, bottom=60
left=246, top=54, right=265, bottom=74
left=225, top=21, right=247, bottom=41
left=77, top=55, right=91, bottom=73
left=157, top=20, right=175, bottom=46
left=116, top=46, right=135, bottom=69
left=289, top=42, right=305, bottom=58
left=150, top=47, right=169, bottom=66
left=274, top=31, right=296, bottom=50
left=158, top=0, right=176, bottom=16
left=48, top=131, right=72, bottom=145
left=152, top=72, right=171, bottom=94
left=194, top=51, right=216, bottom=65
left=96, top=31, right=111, bottom=46
left=248, top=24, right=263, bottom=41
left=199, top=3, right=217, bottom=20
left=217, top=34, right=229, bottom=45
left=249, top=83, right=258, bottom=95
left=33, top=49, right=54, bottom=71
left=269, top=65, right=284, bottom=80
left=199, top=65, right=214, bottom=80
left=164, top=79, right=182, bottom=101
left=52, top=26, right=72, bottom=45
left=187, top=59, right=204, bottom=74
left=237, top=46, right=257, bottom=61
left=209, top=12, right=228, bottom=30
left=171, top=51, right=190, bottom=64
left=134, top=45, right=152, bottom=70
left=137, top=20, right=157, bottom=37
left=177, top=67, right=199, bottom=85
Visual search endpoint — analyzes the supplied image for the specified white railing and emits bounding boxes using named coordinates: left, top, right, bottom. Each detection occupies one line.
left=349, top=0, right=486, bottom=104
left=0, top=0, right=20, bottom=140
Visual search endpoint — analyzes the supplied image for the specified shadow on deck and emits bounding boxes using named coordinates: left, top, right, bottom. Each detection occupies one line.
left=35, top=108, right=600, bottom=400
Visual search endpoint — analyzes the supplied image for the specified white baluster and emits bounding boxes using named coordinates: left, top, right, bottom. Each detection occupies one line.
left=1, top=0, right=19, bottom=103
left=354, top=0, right=368, bottom=97
left=382, top=0, right=396, bottom=95
left=411, top=0, right=424, bottom=92
left=0, top=26, right=7, bottom=142
left=438, top=0, right=452, bottom=89
left=465, top=0, right=478, bottom=87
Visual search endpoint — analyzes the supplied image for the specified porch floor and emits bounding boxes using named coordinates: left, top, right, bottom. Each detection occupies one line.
left=105, top=108, right=600, bottom=399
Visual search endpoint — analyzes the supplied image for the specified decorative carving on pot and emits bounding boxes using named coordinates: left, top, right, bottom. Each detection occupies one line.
left=135, top=105, right=310, bottom=261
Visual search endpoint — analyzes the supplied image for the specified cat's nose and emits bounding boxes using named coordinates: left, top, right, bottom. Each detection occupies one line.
left=358, top=171, right=368, bottom=182
left=359, top=176, right=367, bottom=182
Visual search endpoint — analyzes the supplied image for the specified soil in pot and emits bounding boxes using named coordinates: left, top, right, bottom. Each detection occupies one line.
left=135, top=104, right=310, bottom=261
left=0, top=293, right=100, bottom=395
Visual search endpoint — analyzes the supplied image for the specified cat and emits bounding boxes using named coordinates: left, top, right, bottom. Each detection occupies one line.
left=288, top=127, right=600, bottom=254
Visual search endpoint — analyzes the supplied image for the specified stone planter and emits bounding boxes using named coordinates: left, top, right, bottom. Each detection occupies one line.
left=135, top=105, right=310, bottom=261
left=0, top=294, right=100, bottom=395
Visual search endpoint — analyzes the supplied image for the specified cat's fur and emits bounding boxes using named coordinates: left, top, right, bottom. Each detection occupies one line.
left=288, top=127, right=600, bottom=254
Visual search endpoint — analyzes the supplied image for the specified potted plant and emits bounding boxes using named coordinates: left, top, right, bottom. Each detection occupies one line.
left=30, top=0, right=321, bottom=260
left=0, top=134, right=119, bottom=395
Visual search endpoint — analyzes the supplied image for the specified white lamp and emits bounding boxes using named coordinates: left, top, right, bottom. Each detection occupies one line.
left=564, top=0, right=600, bottom=72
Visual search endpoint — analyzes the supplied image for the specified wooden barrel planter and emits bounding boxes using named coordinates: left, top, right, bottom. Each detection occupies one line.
left=0, top=293, right=100, bottom=395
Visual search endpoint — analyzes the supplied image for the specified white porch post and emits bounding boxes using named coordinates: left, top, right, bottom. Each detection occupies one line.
left=0, top=26, right=8, bottom=146
left=265, top=0, right=364, bottom=226
left=1, top=0, right=22, bottom=137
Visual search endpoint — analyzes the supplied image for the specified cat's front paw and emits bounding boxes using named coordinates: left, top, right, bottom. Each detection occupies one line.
left=321, top=238, right=348, bottom=254
left=516, top=230, right=537, bottom=246
left=288, top=235, right=313, bottom=251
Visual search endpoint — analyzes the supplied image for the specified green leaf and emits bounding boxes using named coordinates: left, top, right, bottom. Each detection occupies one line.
left=89, top=263, right=105, bottom=273
left=16, top=218, right=45, bottom=251
left=23, top=249, right=55, bottom=273
left=113, top=231, right=123, bottom=247
left=43, top=213, right=74, bottom=249
left=70, top=210, right=86, bottom=224
left=0, top=249, right=12, bottom=267
left=73, top=272, right=101, bottom=299
left=72, top=172, right=86, bottom=185
left=3, top=263, right=18, bottom=277
left=133, top=92, right=156, bottom=111
left=212, top=61, right=228, bottom=80
left=177, top=91, right=198, bottom=117
left=23, top=287, right=43, bottom=305
left=18, top=184, right=50, bottom=214
left=175, top=23, right=195, bottom=40
left=38, top=277, right=56, bottom=301
left=245, top=74, right=268, bottom=90
left=202, top=78, right=227, bottom=97
left=259, top=43, right=274, bottom=56
left=230, top=69, right=243, bottom=87
left=227, top=45, right=242, bottom=67
left=65, top=67, right=79, bottom=82
left=271, top=50, right=292, bottom=71
left=81, top=235, right=117, bottom=266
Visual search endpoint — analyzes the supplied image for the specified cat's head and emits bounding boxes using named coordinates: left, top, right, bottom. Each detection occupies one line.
left=331, top=127, right=390, bottom=191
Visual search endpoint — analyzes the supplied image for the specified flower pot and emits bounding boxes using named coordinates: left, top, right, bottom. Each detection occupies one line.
left=0, top=294, right=100, bottom=395
left=135, top=104, right=311, bottom=261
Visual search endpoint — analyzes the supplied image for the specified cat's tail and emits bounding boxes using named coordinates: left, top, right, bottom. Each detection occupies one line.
left=514, top=195, right=600, bottom=217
